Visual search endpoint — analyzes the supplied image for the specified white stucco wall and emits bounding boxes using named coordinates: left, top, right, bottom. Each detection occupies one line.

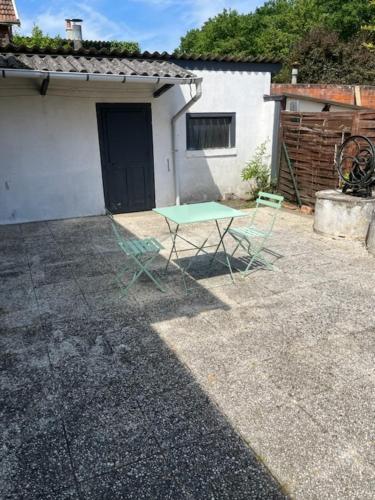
left=0, top=68, right=275, bottom=224
left=173, top=69, right=275, bottom=203
left=0, top=93, right=105, bottom=223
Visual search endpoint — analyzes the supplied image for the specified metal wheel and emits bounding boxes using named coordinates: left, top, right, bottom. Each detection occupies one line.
left=336, top=135, right=375, bottom=188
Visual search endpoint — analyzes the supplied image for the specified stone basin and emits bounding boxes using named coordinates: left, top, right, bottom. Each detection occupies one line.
left=314, top=189, right=375, bottom=240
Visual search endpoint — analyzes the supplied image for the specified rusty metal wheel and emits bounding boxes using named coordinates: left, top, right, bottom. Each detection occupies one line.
left=336, top=135, right=375, bottom=188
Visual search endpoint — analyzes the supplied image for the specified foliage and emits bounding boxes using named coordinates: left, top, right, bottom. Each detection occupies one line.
left=178, top=2, right=323, bottom=60
left=315, top=0, right=375, bottom=40
left=12, top=25, right=140, bottom=53
left=177, top=9, right=248, bottom=56
left=177, top=0, right=375, bottom=84
left=82, top=40, right=140, bottom=52
left=361, top=0, right=375, bottom=50
left=13, top=25, right=70, bottom=49
left=241, top=142, right=274, bottom=199
left=291, top=28, right=375, bottom=84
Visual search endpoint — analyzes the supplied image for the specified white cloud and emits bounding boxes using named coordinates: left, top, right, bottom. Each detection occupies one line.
left=17, top=2, right=141, bottom=42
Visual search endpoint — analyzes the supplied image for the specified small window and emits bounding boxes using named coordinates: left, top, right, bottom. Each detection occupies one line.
left=186, top=113, right=236, bottom=150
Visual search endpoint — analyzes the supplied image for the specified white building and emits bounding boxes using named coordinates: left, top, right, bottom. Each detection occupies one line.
left=0, top=42, right=281, bottom=224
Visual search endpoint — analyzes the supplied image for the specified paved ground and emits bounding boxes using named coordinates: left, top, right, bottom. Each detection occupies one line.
left=1, top=208, right=374, bottom=499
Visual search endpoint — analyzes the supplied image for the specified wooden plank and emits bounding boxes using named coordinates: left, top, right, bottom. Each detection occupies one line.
left=351, top=112, right=361, bottom=135
left=356, top=120, right=375, bottom=128
left=278, top=109, right=364, bottom=206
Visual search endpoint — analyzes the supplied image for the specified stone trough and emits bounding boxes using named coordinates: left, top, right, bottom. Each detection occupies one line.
left=314, top=189, right=375, bottom=241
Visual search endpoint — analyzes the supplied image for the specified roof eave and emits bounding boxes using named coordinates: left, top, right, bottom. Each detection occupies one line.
left=0, top=19, right=21, bottom=25
left=0, top=67, right=201, bottom=85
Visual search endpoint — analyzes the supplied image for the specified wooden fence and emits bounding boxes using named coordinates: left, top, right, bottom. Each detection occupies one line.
left=277, top=110, right=375, bottom=206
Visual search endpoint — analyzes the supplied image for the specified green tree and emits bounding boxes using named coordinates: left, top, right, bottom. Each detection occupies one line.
left=177, top=0, right=375, bottom=84
left=291, top=27, right=375, bottom=84
left=290, top=28, right=344, bottom=83
left=178, top=0, right=375, bottom=57
left=316, top=0, right=375, bottom=40
left=178, top=1, right=324, bottom=58
left=177, top=9, right=248, bottom=56
left=361, top=0, right=375, bottom=49
left=241, top=0, right=323, bottom=59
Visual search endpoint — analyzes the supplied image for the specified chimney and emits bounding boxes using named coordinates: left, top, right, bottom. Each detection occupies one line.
left=291, top=62, right=299, bottom=85
left=65, top=18, right=83, bottom=50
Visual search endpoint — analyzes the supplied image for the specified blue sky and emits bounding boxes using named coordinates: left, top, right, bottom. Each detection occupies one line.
left=15, top=0, right=264, bottom=52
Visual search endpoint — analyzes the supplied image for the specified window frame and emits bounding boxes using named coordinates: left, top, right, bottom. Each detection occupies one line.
left=186, top=112, right=236, bottom=151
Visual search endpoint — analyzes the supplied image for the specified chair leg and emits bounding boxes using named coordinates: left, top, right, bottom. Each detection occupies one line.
left=230, top=235, right=250, bottom=258
left=113, top=265, right=130, bottom=283
left=243, top=252, right=259, bottom=275
left=140, top=265, right=166, bottom=293
left=229, top=234, right=274, bottom=276
left=230, top=239, right=241, bottom=258
left=117, top=267, right=145, bottom=298
left=115, top=253, right=166, bottom=297
left=131, top=254, right=166, bottom=293
left=242, top=242, right=274, bottom=276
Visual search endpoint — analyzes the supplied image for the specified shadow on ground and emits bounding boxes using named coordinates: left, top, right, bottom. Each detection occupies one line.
left=0, top=216, right=286, bottom=499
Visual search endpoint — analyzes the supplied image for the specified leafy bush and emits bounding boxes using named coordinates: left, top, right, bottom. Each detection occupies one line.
left=241, top=141, right=274, bottom=199
left=12, top=25, right=140, bottom=53
left=13, top=25, right=71, bottom=49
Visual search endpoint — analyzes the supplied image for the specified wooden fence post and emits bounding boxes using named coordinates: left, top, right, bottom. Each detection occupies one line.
left=351, top=112, right=360, bottom=135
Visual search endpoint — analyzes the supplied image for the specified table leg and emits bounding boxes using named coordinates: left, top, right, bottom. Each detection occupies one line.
left=165, top=219, right=179, bottom=271
left=163, top=216, right=236, bottom=292
left=210, top=218, right=235, bottom=282
left=164, top=220, right=190, bottom=292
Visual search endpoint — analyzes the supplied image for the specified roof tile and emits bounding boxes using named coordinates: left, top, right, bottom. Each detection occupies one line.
left=0, top=0, right=20, bottom=24
left=0, top=52, right=197, bottom=79
left=0, top=43, right=281, bottom=65
left=0, top=44, right=281, bottom=79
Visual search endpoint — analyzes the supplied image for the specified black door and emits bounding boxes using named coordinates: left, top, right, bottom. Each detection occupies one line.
left=97, top=103, right=155, bottom=213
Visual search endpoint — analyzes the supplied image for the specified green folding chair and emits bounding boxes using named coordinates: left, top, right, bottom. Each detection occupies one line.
left=107, top=211, right=166, bottom=296
left=228, top=192, right=284, bottom=275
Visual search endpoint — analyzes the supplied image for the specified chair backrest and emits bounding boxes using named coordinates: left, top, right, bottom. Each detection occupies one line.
left=256, top=192, right=284, bottom=210
left=250, top=192, right=284, bottom=234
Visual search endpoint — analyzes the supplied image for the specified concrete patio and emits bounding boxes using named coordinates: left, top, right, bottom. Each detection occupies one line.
left=1, top=207, right=374, bottom=499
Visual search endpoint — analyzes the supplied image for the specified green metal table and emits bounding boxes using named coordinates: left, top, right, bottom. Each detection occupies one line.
left=153, top=202, right=246, bottom=291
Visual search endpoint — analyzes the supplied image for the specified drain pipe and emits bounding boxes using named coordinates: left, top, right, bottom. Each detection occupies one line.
left=171, top=78, right=202, bottom=205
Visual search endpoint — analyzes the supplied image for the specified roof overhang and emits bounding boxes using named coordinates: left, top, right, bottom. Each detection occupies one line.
left=0, top=19, right=20, bottom=25
left=0, top=67, right=200, bottom=85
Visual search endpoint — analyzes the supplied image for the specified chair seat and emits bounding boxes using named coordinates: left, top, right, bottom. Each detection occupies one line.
left=228, top=226, right=269, bottom=239
left=120, top=237, right=164, bottom=256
